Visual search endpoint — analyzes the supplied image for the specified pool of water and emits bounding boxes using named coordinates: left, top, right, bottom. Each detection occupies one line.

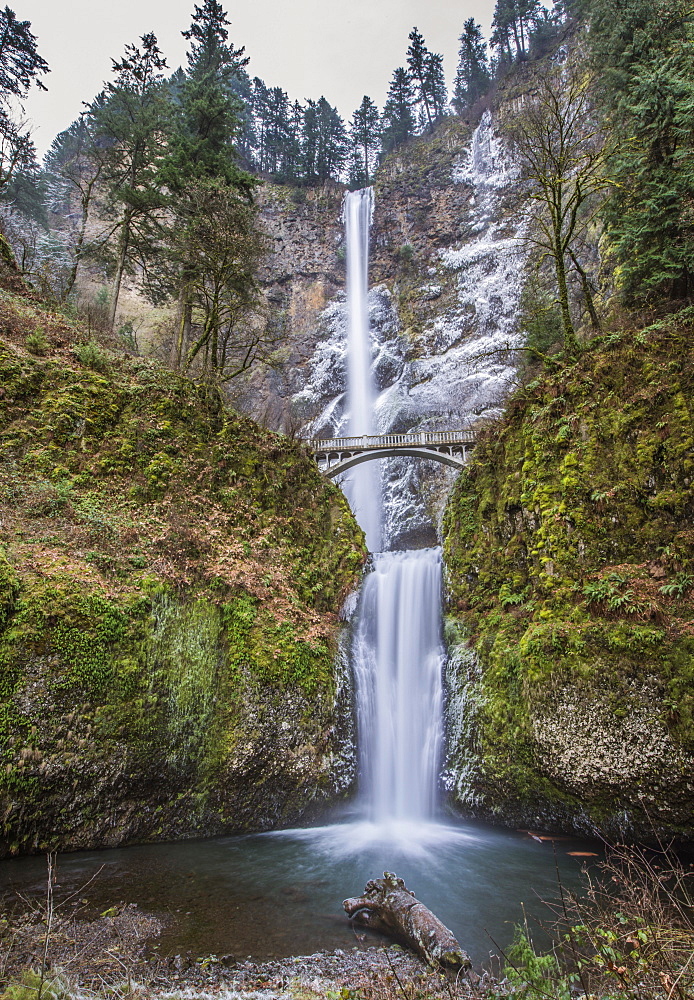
left=0, top=814, right=599, bottom=965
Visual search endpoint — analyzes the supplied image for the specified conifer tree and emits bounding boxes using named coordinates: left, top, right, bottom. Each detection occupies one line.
left=453, top=19, right=491, bottom=113
left=301, top=97, right=347, bottom=183
left=406, top=27, right=434, bottom=127
left=159, top=0, right=256, bottom=367
left=89, top=32, right=169, bottom=329
left=349, top=95, right=380, bottom=186
left=491, top=0, right=542, bottom=63
left=380, top=67, right=416, bottom=154
left=160, top=0, right=252, bottom=193
left=406, top=27, right=447, bottom=129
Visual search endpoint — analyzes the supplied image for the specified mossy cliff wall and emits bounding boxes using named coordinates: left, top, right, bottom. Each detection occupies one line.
left=442, top=312, right=694, bottom=841
left=0, top=291, right=366, bottom=857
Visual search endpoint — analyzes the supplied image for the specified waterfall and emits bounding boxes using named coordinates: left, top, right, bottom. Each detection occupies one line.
left=343, top=189, right=382, bottom=553
left=343, top=189, right=445, bottom=830
left=352, top=548, right=445, bottom=824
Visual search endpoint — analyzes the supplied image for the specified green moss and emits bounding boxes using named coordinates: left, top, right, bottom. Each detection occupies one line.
left=443, top=311, right=694, bottom=833
left=0, top=291, right=366, bottom=855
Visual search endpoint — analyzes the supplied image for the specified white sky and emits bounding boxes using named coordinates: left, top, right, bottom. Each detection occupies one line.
left=22, top=0, right=497, bottom=158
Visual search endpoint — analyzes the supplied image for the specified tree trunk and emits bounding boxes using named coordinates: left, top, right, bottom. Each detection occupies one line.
left=172, top=287, right=192, bottom=369
left=552, top=218, right=577, bottom=354
left=343, top=873, right=471, bottom=973
left=569, top=250, right=601, bottom=331
left=109, top=211, right=132, bottom=332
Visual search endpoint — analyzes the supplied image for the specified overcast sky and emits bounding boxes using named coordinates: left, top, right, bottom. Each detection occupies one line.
left=23, top=0, right=498, bottom=158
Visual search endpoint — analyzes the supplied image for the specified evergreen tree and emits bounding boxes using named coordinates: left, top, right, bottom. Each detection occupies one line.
left=159, top=0, right=252, bottom=193
left=453, top=19, right=491, bottom=113
left=406, top=27, right=434, bottom=127
left=89, top=32, right=169, bottom=328
left=159, top=1, right=256, bottom=366
left=251, top=76, right=270, bottom=171
left=349, top=95, right=380, bottom=186
left=0, top=6, right=48, bottom=191
left=491, top=0, right=542, bottom=63
left=227, top=64, right=254, bottom=165
left=588, top=0, right=694, bottom=300
left=301, top=97, right=347, bottom=183
left=424, top=52, right=447, bottom=121
left=406, top=27, right=447, bottom=129
left=283, top=99, right=304, bottom=182
left=380, top=67, right=416, bottom=154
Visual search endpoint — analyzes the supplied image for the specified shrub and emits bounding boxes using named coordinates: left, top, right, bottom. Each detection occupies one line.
left=25, top=329, right=49, bottom=356
left=73, top=339, right=110, bottom=373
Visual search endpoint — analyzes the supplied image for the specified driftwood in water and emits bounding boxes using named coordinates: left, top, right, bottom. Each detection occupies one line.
left=343, top=872, right=471, bottom=973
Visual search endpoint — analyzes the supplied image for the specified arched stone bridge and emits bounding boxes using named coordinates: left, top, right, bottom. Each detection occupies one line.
left=306, top=429, right=476, bottom=478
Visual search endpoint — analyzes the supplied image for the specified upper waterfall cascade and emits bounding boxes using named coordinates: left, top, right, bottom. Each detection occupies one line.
left=343, top=188, right=382, bottom=553
left=295, top=114, right=527, bottom=551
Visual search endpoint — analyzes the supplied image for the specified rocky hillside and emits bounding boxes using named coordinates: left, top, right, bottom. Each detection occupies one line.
left=442, top=310, right=694, bottom=841
left=0, top=288, right=366, bottom=857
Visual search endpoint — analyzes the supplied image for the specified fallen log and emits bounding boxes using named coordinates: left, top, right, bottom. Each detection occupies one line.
left=343, top=872, right=471, bottom=973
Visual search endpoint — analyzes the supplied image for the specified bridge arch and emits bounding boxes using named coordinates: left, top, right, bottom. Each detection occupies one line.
left=319, top=447, right=466, bottom=479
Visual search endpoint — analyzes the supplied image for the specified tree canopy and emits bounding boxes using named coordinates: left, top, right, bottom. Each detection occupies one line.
left=0, top=5, right=48, bottom=190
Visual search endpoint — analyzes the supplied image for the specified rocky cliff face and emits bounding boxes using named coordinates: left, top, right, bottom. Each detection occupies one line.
left=246, top=113, right=530, bottom=550
left=0, top=289, right=365, bottom=857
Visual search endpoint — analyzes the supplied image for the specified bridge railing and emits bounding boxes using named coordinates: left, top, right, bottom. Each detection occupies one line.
left=307, top=429, right=476, bottom=452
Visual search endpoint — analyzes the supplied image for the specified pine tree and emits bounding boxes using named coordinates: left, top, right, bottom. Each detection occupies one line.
left=0, top=6, right=49, bottom=191
left=160, top=0, right=252, bottom=193
left=406, top=27, right=434, bottom=127
left=453, top=19, right=491, bottom=113
left=491, top=0, right=542, bottom=63
left=425, top=51, right=447, bottom=121
left=89, top=32, right=169, bottom=328
left=380, top=67, right=416, bottom=154
left=349, top=95, right=380, bottom=186
left=301, top=97, right=347, bottom=184
left=406, top=27, right=447, bottom=129
left=251, top=76, right=270, bottom=172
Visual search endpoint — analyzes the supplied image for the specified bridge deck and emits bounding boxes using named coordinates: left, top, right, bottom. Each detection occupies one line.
left=307, top=429, right=476, bottom=453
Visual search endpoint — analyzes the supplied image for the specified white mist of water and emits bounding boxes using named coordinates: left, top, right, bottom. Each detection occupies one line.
left=343, top=188, right=382, bottom=552
left=352, top=548, right=445, bottom=828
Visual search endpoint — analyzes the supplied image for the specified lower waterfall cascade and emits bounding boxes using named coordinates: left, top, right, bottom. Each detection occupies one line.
left=352, top=548, right=445, bottom=828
